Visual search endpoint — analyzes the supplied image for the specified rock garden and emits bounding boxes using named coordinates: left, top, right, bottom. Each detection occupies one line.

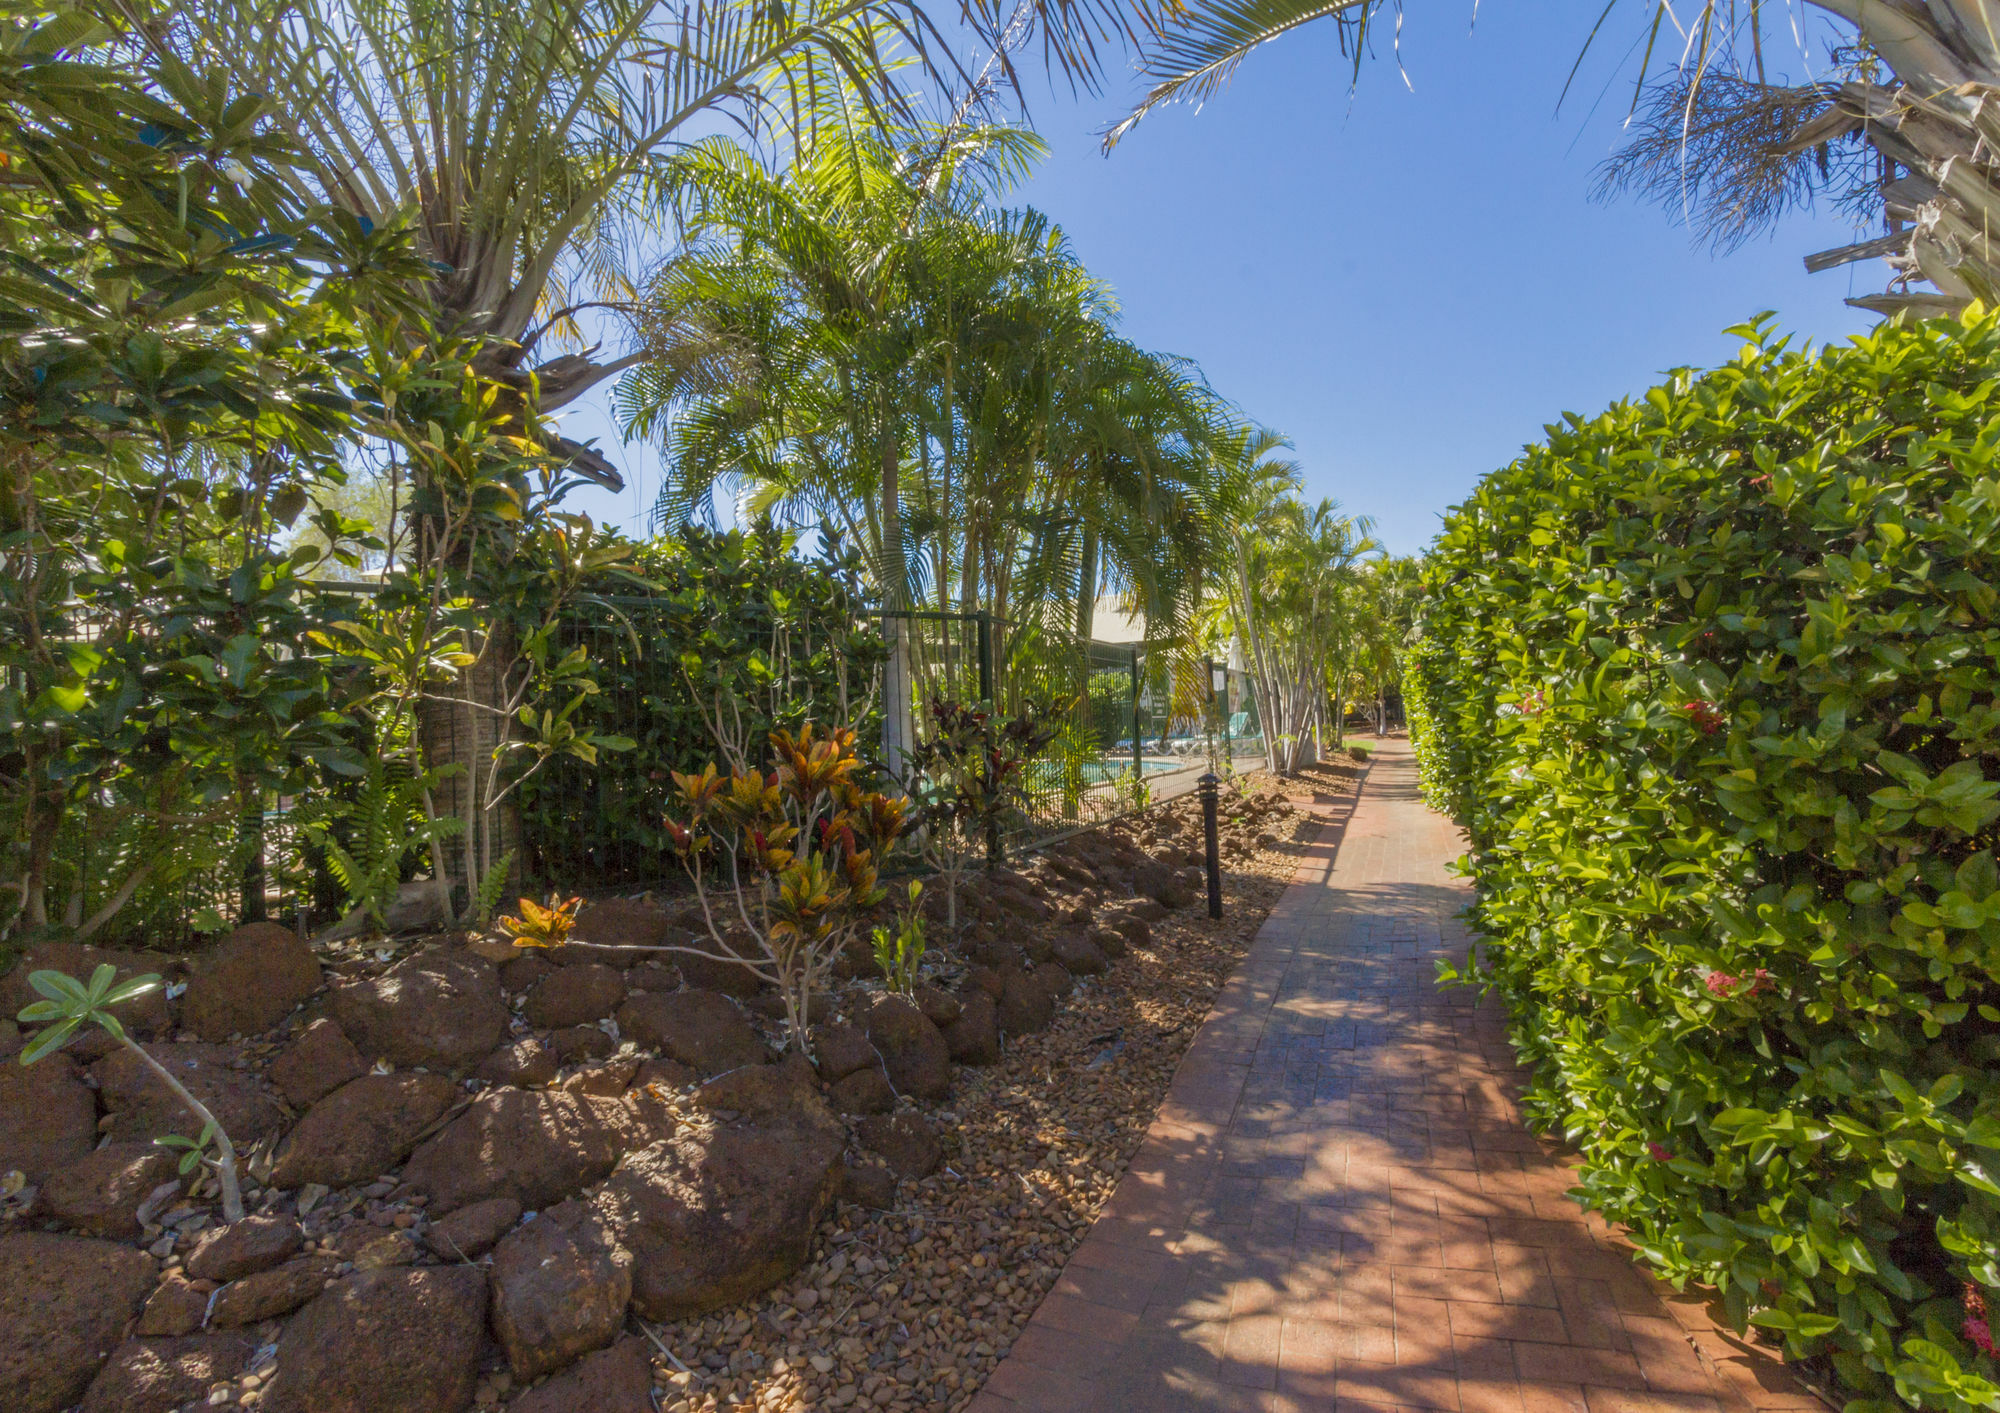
left=0, top=765, right=1359, bottom=1413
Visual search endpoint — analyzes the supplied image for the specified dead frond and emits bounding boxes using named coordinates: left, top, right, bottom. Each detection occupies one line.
left=1595, top=71, right=1878, bottom=252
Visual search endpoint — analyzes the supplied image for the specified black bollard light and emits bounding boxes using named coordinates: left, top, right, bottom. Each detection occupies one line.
left=1198, top=772, right=1223, bottom=919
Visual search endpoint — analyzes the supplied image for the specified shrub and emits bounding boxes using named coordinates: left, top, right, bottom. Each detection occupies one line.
left=904, top=696, right=1058, bottom=935
left=1413, top=311, right=2000, bottom=1413
left=660, top=723, right=908, bottom=1055
left=518, top=525, right=883, bottom=887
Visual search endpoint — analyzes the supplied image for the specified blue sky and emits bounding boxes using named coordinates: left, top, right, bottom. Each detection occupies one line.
left=563, top=1, right=1881, bottom=557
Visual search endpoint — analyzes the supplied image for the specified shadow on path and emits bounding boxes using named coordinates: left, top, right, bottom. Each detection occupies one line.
left=969, top=740, right=1823, bottom=1413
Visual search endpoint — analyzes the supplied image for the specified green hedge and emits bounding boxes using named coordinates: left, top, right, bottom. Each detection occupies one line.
left=1413, top=311, right=2000, bottom=1412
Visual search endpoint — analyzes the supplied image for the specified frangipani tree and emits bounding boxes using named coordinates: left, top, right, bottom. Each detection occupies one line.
left=101, top=0, right=956, bottom=896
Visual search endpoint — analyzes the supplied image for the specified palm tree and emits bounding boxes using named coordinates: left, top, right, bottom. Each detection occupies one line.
left=617, top=124, right=1227, bottom=764
left=618, top=126, right=1039, bottom=764
left=981, top=0, right=2000, bottom=315
left=1202, top=424, right=1382, bottom=770
left=110, top=0, right=953, bottom=894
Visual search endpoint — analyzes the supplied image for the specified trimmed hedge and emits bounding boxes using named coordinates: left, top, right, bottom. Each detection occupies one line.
left=1412, top=311, right=2000, bottom=1412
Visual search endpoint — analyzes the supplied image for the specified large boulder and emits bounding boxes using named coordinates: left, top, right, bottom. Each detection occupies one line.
left=264, top=1267, right=488, bottom=1413
left=568, top=898, right=672, bottom=965
left=477, top=1036, right=559, bottom=1088
left=489, top=1201, right=633, bottom=1379
left=588, top=1102, right=844, bottom=1319
left=93, top=1043, right=286, bottom=1146
left=186, top=1214, right=303, bottom=1282
left=1, top=943, right=173, bottom=1036
left=180, top=922, right=322, bottom=1041
left=615, top=990, right=768, bottom=1076
left=1049, top=930, right=1108, bottom=977
left=424, top=1196, right=522, bottom=1261
left=80, top=1334, right=255, bottom=1413
left=208, top=1254, right=338, bottom=1327
left=508, top=1336, right=653, bottom=1413
left=523, top=963, right=626, bottom=1029
left=0, top=1053, right=100, bottom=1181
left=269, top=1072, right=459, bottom=1190
left=402, top=1087, right=631, bottom=1214
left=0, top=1232, right=156, bottom=1413
left=860, top=994, right=949, bottom=1101
left=40, top=1141, right=180, bottom=1239
left=329, top=947, right=506, bottom=1074
left=942, top=990, right=1000, bottom=1065
left=266, top=1017, right=366, bottom=1107
left=997, top=967, right=1055, bottom=1036
left=856, top=1111, right=942, bottom=1180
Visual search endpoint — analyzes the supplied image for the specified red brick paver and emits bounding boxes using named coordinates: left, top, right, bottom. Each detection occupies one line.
left=974, top=739, right=1823, bottom=1413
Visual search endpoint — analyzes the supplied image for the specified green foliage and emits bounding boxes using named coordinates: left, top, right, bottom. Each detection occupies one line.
left=1415, top=310, right=2000, bottom=1412
left=498, top=893, right=583, bottom=950
left=0, top=4, right=433, bottom=946
left=155, top=1122, right=223, bottom=1177
left=17, top=961, right=245, bottom=1217
left=15, top=963, right=160, bottom=1061
left=1402, top=638, right=1452, bottom=811
left=518, top=524, right=883, bottom=886
left=871, top=880, right=927, bottom=994
left=296, top=754, right=461, bottom=929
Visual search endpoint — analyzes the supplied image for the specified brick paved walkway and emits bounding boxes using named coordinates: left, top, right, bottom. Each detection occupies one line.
left=971, top=738, right=1822, bottom=1413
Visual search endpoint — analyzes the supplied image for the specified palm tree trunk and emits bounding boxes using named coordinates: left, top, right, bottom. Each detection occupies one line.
left=419, top=621, right=520, bottom=913
left=878, top=407, right=914, bottom=776
left=1075, top=524, right=1098, bottom=641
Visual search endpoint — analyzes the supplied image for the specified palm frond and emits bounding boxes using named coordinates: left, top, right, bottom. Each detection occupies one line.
left=1103, top=0, right=1379, bottom=150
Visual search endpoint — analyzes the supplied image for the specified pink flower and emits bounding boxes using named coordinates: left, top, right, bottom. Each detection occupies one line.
left=1705, top=971, right=1740, bottom=998
left=1683, top=700, right=1725, bottom=736
left=1647, top=1142, right=1674, bottom=1163
left=1969, top=1286, right=1995, bottom=1356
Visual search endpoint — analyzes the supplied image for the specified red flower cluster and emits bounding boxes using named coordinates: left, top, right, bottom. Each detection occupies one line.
left=1704, top=968, right=1772, bottom=1000
left=1683, top=700, right=1726, bottom=735
left=1647, top=1142, right=1674, bottom=1163
left=1969, top=1284, right=1996, bottom=1357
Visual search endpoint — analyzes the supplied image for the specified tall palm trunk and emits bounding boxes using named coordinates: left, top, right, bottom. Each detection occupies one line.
left=420, top=622, right=521, bottom=909
left=879, top=404, right=914, bottom=776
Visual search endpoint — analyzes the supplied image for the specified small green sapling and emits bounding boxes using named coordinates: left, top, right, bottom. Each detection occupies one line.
left=17, top=965, right=245, bottom=1222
